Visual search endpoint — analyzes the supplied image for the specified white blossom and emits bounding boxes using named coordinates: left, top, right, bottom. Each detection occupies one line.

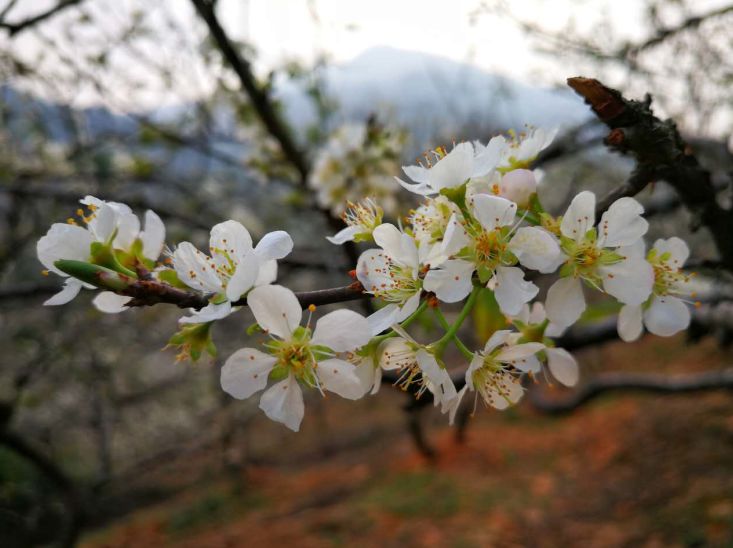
left=617, top=237, right=695, bottom=341
left=173, top=221, right=292, bottom=323
left=220, top=285, right=370, bottom=431
left=545, top=191, right=653, bottom=328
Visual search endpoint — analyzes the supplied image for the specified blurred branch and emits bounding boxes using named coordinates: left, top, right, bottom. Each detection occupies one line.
left=568, top=77, right=733, bottom=270
left=190, top=0, right=309, bottom=182
left=620, top=4, right=733, bottom=58
left=0, top=0, right=83, bottom=36
left=528, top=368, right=733, bottom=415
left=0, top=429, right=85, bottom=547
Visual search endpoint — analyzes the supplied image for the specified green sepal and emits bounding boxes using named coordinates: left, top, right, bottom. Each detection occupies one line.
left=167, top=322, right=216, bottom=363
left=89, top=241, right=137, bottom=277
left=477, top=265, right=493, bottom=284
left=528, top=192, right=544, bottom=216
left=157, top=269, right=189, bottom=289
left=54, top=259, right=133, bottom=291
left=246, top=322, right=263, bottom=336
left=440, top=181, right=468, bottom=213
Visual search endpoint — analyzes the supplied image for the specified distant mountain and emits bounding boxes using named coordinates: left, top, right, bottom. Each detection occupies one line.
left=276, top=47, right=591, bottom=150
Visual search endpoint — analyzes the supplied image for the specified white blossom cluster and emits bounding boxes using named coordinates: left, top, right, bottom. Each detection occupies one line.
left=37, top=127, right=697, bottom=432
left=308, top=122, right=407, bottom=216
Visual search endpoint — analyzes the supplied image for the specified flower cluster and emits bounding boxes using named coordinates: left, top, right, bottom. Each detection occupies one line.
left=37, top=126, right=697, bottom=432
left=309, top=121, right=407, bottom=216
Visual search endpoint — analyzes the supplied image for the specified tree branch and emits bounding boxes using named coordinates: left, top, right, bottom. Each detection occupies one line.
left=528, top=368, right=733, bottom=415
left=568, top=77, right=733, bottom=270
left=0, top=0, right=82, bottom=36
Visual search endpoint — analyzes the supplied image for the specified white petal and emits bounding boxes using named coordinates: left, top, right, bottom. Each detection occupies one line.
left=653, top=237, right=689, bottom=268
left=472, top=136, right=505, bottom=177
left=179, top=301, right=233, bottom=324
left=545, top=347, right=580, bottom=387
left=493, top=266, right=538, bottom=315
left=423, top=260, right=474, bottom=303
left=317, top=358, right=364, bottom=400
left=44, top=278, right=83, bottom=306
left=511, top=354, right=542, bottom=374
left=254, top=230, right=293, bottom=261
left=357, top=249, right=393, bottom=295
left=402, top=164, right=430, bottom=184
left=172, top=242, right=223, bottom=293
left=560, top=191, right=595, bottom=241
left=545, top=277, right=586, bottom=327
left=601, top=257, right=654, bottom=305
left=366, top=303, right=401, bottom=336
left=395, top=292, right=422, bottom=322
left=209, top=220, right=253, bottom=263
left=373, top=223, right=403, bottom=259
left=427, top=142, right=474, bottom=191
left=643, top=295, right=690, bottom=337
left=86, top=203, right=117, bottom=242
left=140, top=210, right=166, bottom=260
left=528, top=302, right=547, bottom=324
left=598, top=197, right=648, bottom=248
left=439, top=214, right=470, bottom=258
left=448, top=386, right=468, bottom=426
left=483, top=329, right=513, bottom=354
left=93, top=291, right=131, bottom=313
left=255, top=259, right=277, bottom=286
left=496, top=342, right=545, bottom=363
left=416, top=349, right=457, bottom=412
left=259, top=374, right=305, bottom=432
left=487, top=372, right=524, bottom=410
left=396, top=177, right=434, bottom=196
left=509, top=227, right=561, bottom=272
left=326, top=226, right=359, bottom=245
left=617, top=239, right=646, bottom=260
left=617, top=304, right=644, bottom=342
left=221, top=348, right=277, bottom=399
left=114, top=212, right=140, bottom=249
left=226, top=253, right=260, bottom=301
left=472, top=194, right=517, bottom=232
left=37, top=223, right=93, bottom=274
left=247, top=284, right=301, bottom=338
left=311, top=309, right=371, bottom=351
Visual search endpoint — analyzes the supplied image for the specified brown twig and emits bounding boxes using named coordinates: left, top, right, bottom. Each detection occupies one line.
left=0, top=0, right=83, bottom=36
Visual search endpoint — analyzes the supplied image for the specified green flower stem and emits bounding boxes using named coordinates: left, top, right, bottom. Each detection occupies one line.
left=432, top=307, right=474, bottom=360
left=517, top=208, right=540, bottom=225
left=433, top=286, right=480, bottom=357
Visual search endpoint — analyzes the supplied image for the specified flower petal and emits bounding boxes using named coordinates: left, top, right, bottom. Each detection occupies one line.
left=44, top=278, right=83, bottom=306
left=259, top=374, right=304, bottom=432
left=560, top=191, right=595, bottom=241
left=546, top=277, right=586, bottom=327
left=247, top=284, right=301, bottom=338
left=366, top=303, right=401, bottom=336
left=493, top=266, right=538, bottom=315
left=416, top=349, right=457, bottom=412
left=172, top=242, right=223, bottom=293
left=643, top=295, right=690, bottom=337
left=226, top=252, right=260, bottom=301
left=221, top=347, right=277, bottom=399
left=37, top=223, right=93, bottom=274
left=179, top=301, right=233, bottom=324
left=509, top=227, right=561, bottom=272
left=427, top=141, right=474, bottom=191
left=317, top=358, right=364, bottom=400
left=601, top=257, right=654, bottom=305
left=93, top=291, right=132, bottom=313
left=114, top=212, right=140, bottom=249
left=255, top=230, right=293, bottom=261
left=617, top=304, right=644, bottom=342
left=140, top=210, right=166, bottom=260
left=496, top=342, right=545, bottom=363
left=545, top=347, right=579, bottom=387
left=499, top=169, right=536, bottom=207
left=209, top=220, right=252, bottom=263
left=326, top=226, right=359, bottom=245
left=653, top=237, right=689, bottom=268
left=311, top=309, right=371, bottom=351
left=598, top=197, right=648, bottom=247
left=423, top=259, right=475, bottom=303
left=472, top=194, right=517, bottom=232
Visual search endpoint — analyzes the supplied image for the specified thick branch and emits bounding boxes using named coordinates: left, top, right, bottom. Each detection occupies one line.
left=122, top=278, right=366, bottom=310
left=528, top=368, right=733, bottom=415
left=568, top=77, right=733, bottom=270
left=0, top=0, right=82, bottom=36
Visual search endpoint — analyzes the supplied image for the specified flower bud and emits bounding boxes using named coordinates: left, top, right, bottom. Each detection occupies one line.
left=499, top=169, right=537, bottom=208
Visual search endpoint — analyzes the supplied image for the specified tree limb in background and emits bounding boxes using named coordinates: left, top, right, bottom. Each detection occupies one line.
left=528, top=368, right=733, bottom=415
left=0, top=0, right=83, bottom=36
left=568, top=77, right=733, bottom=270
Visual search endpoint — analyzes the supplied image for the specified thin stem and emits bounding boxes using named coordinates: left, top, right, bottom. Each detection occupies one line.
left=433, top=286, right=480, bottom=356
left=433, top=307, right=475, bottom=360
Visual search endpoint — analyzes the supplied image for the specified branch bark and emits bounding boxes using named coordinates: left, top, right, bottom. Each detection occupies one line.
left=0, top=0, right=82, bottom=36
left=568, top=77, right=733, bottom=270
